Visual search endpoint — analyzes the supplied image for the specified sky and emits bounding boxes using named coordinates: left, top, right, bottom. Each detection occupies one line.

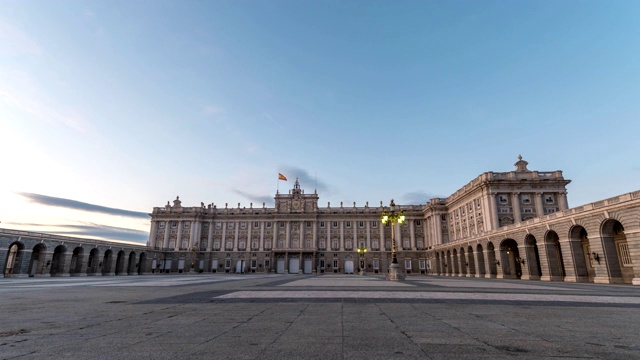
left=1, top=1, right=639, bottom=244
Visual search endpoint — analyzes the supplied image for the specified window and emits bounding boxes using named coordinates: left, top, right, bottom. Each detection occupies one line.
left=372, top=240, right=379, bottom=250
left=279, top=222, right=285, bottom=228
left=476, top=199, right=481, bottom=207
left=419, top=260, right=426, bottom=270
left=213, top=242, right=220, bottom=250
left=522, top=195, right=531, bottom=204
left=228, top=222, right=234, bottom=229
left=404, top=260, right=412, bottom=270
left=333, top=260, right=339, bottom=269
left=441, top=215, right=447, bottom=221
left=238, top=241, right=246, bottom=250
left=523, top=208, right=533, bottom=213
left=359, top=221, right=364, bottom=228
left=544, top=208, right=557, bottom=214
left=251, top=241, right=258, bottom=250
left=500, top=208, right=511, bottom=213
left=618, top=243, right=632, bottom=266
left=320, top=221, right=325, bottom=228
left=306, top=221, right=312, bottom=227
left=373, top=259, right=380, bottom=270
left=371, top=221, right=378, bottom=228
left=158, top=222, right=165, bottom=229
left=240, top=222, right=246, bottom=229
left=264, top=241, right=271, bottom=250
left=346, top=221, right=351, bottom=228
left=416, top=220, right=422, bottom=226
left=545, top=195, right=555, bottom=204
left=253, top=221, right=259, bottom=228
left=333, top=221, right=338, bottom=228
left=184, top=221, right=190, bottom=228
left=332, top=240, right=339, bottom=250
left=499, top=195, right=508, bottom=204
left=266, top=222, right=272, bottom=228
left=171, top=221, right=177, bottom=228
left=215, top=222, right=222, bottom=229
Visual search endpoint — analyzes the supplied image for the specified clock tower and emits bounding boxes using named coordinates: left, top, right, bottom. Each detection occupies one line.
left=275, top=178, right=319, bottom=213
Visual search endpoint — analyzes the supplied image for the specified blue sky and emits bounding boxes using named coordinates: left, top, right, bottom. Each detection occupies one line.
left=1, top=1, right=639, bottom=243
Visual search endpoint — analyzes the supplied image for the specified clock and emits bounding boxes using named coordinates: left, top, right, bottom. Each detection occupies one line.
left=292, top=200, right=300, bottom=210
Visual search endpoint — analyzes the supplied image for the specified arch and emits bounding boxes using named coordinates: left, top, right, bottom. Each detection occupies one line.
left=476, top=244, right=486, bottom=277
left=50, top=245, right=66, bottom=276
left=600, top=219, right=633, bottom=284
left=87, top=248, right=100, bottom=275
left=569, top=226, right=593, bottom=282
left=544, top=230, right=565, bottom=281
left=435, top=252, right=441, bottom=275
left=115, top=250, right=126, bottom=275
left=138, top=252, right=147, bottom=275
left=127, top=251, right=137, bottom=274
left=452, top=249, right=459, bottom=276
left=69, top=247, right=84, bottom=275
left=446, top=250, right=452, bottom=276
left=28, top=243, right=47, bottom=277
left=499, top=239, right=522, bottom=279
left=4, top=241, right=25, bottom=277
left=459, top=247, right=467, bottom=276
left=102, top=249, right=113, bottom=275
left=524, top=234, right=542, bottom=280
left=487, top=242, right=497, bottom=277
left=467, top=245, right=476, bottom=277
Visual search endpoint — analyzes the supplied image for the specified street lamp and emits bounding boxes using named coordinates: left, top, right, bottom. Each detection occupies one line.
left=190, top=245, right=198, bottom=273
left=381, top=199, right=406, bottom=281
left=356, top=246, right=367, bottom=276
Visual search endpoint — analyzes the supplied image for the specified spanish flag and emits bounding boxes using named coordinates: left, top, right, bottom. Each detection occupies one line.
left=278, top=173, right=287, bottom=181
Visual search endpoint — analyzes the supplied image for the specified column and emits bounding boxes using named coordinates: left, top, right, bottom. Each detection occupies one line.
left=247, top=221, right=252, bottom=249
left=410, top=220, right=416, bottom=250
left=488, top=193, right=499, bottom=230
left=512, top=193, right=521, bottom=223
left=559, top=192, right=569, bottom=211
left=299, top=221, right=304, bottom=249
left=148, top=221, right=157, bottom=248
left=206, top=221, right=213, bottom=251
left=175, top=221, right=184, bottom=251
left=340, top=221, right=345, bottom=251
left=535, top=192, right=544, bottom=217
left=233, top=221, right=239, bottom=251
left=221, top=223, right=227, bottom=250
left=285, top=221, right=291, bottom=249
left=366, top=220, right=371, bottom=250
left=259, top=222, right=265, bottom=251
left=313, top=221, right=318, bottom=250
left=163, top=222, right=170, bottom=249
left=327, top=221, right=332, bottom=249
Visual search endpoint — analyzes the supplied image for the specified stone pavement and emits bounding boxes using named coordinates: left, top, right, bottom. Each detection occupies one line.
left=1, top=274, right=640, bottom=359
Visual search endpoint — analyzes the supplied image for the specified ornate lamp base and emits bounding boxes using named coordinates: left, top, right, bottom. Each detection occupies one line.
left=387, top=263, right=405, bottom=281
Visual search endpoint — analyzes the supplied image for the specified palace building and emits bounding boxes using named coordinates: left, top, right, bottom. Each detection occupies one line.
left=146, top=156, right=576, bottom=276
left=3, top=156, right=639, bottom=285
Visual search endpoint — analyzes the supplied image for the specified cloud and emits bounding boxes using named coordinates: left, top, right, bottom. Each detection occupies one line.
left=4, top=221, right=148, bottom=243
left=231, top=189, right=273, bottom=206
left=17, top=192, right=149, bottom=219
left=0, top=70, right=88, bottom=132
left=0, top=21, right=42, bottom=55
left=201, top=105, right=224, bottom=116
left=279, top=165, right=329, bottom=192
left=401, top=191, right=444, bottom=205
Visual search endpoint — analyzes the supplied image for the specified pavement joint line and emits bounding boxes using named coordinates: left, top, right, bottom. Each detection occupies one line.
left=215, top=290, right=640, bottom=304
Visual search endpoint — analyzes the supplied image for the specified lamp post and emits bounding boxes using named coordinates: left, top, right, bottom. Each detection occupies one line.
left=357, top=246, right=367, bottom=276
left=190, top=245, right=197, bottom=273
left=381, top=199, right=406, bottom=281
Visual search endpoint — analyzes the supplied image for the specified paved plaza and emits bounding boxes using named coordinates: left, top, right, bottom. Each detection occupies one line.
left=2, top=275, right=640, bottom=359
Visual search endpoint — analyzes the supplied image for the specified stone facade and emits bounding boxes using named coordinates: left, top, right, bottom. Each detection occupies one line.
left=3, top=156, right=639, bottom=284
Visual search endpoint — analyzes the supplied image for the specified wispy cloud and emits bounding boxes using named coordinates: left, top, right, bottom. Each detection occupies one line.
left=279, top=165, right=329, bottom=192
left=401, top=191, right=444, bottom=204
left=17, top=192, right=149, bottom=219
left=5, top=221, right=148, bottom=243
left=0, top=21, right=42, bottom=55
left=201, top=104, right=224, bottom=116
left=0, top=70, right=88, bottom=132
left=231, top=189, right=273, bottom=206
